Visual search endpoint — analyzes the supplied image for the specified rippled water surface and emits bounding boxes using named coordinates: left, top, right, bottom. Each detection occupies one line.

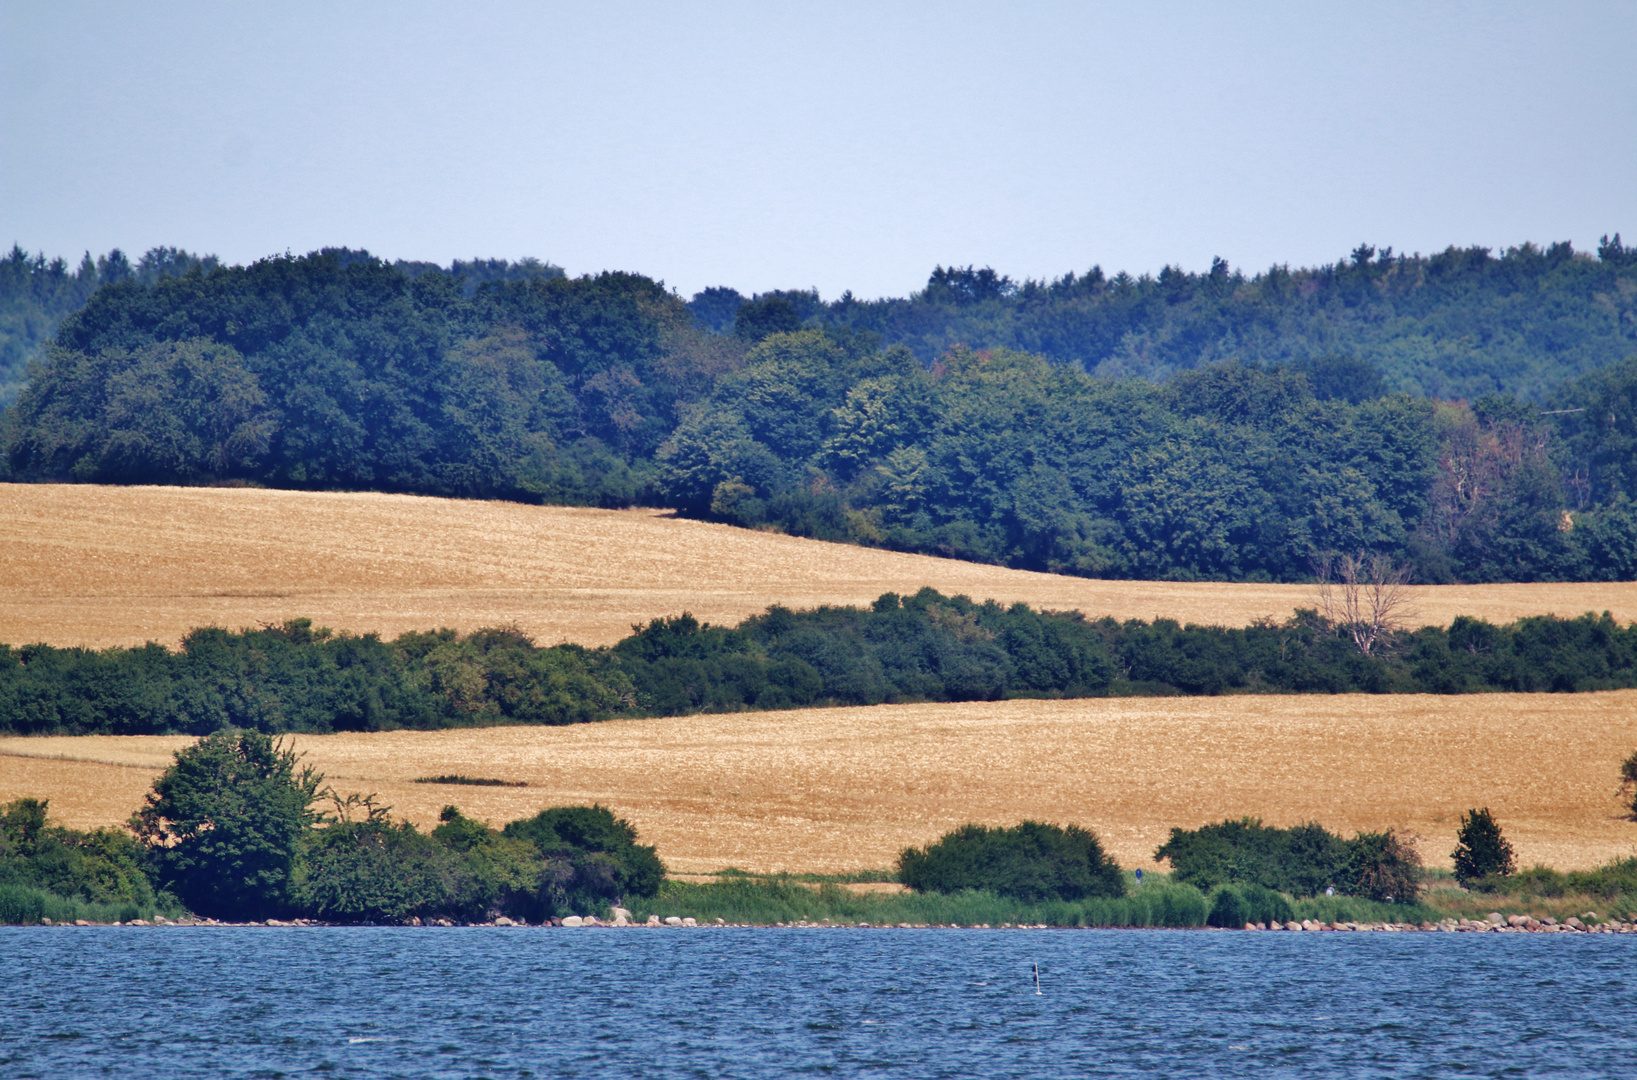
left=2, top=927, right=1632, bottom=1078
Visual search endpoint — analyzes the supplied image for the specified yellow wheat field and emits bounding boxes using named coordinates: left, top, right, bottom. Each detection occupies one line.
left=4, top=692, right=1634, bottom=875
left=2, top=483, right=1633, bottom=649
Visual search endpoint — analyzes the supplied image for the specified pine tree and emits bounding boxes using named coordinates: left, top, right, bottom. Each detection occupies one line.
left=1451, top=807, right=1516, bottom=886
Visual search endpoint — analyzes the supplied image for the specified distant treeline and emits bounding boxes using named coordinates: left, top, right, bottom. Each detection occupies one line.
left=4, top=591, right=1634, bottom=737
left=3, top=244, right=1637, bottom=583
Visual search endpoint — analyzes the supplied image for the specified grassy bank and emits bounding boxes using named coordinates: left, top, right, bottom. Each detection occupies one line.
left=623, top=872, right=1443, bottom=929
left=620, top=868, right=1637, bottom=929
left=0, top=883, right=185, bottom=926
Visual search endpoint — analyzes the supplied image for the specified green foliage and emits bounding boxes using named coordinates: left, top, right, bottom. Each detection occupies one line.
left=897, top=821, right=1125, bottom=902
left=0, top=797, right=154, bottom=907
left=1157, top=818, right=1425, bottom=902
left=629, top=875, right=1204, bottom=928
left=1451, top=808, right=1517, bottom=885
left=1206, top=883, right=1294, bottom=927
left=5, top=599, right=1637, bottom=737
left=0, top=245, right=222, bottom=410
left=298, top=817, right=456, bottom=924
left=1342, top=830, right=1426, bottom=903
left=133, top=729, right=323, bottom=919
left=501, top=804, right=665, bottom=914
left=825, top=244, right=1637, bottom=401
left=1467, top=857, right=1637, bottom=903
left=1620, top=749, right=1637, bottom=820
left=10, top=339, right=274, bottom=483
left=0, top=882, right=182, bottom=926
left=290, top=801, right=662, bottom=924
left=5, top=244, right=1636, bottom=584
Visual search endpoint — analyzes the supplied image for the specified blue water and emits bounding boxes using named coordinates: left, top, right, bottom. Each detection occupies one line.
left=2, top=927, right=1632, bottom=1078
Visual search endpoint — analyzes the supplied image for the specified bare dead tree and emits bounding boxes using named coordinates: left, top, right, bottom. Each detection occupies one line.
left=1313, top=552, right=1417, bottom=657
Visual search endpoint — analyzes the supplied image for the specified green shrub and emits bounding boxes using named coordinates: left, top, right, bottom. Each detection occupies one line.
left=1207, top=883, right=1294, bottom=927
left=1474, top=857, right=1637, bottom=903
left=1451, top=808, right=1516, bottom=885
left=1156, top=818, right=1349, bottom=896
left=1158, top=818, right=1424, bottom=902
left=1621, top=750, right=1637, bottom=820
left=1347, top=829, right=1425, bottom=902
left=297, top=819, right=455, bottom=924
left=1, top=797, right=155, bottom=907
left=898, top=821, right=1125, bottom=902
left=502, top=804, right=665, bottom=915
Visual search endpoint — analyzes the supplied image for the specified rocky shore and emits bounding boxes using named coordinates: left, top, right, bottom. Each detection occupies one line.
left=28, top=910, right=1637, bottom=933
left=1241, top=912, right=1636, bottom=933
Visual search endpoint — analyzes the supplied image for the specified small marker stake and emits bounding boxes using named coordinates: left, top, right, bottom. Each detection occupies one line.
left=1032, top=962, right=1041, bottom=995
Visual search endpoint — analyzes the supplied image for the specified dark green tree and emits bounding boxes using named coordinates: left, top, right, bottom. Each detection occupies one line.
left=1619, top=751, right=1637, bottom=821
left=1451, top=807, right=1517, bottom=885
left=898, top=820, right=1125, bottom=902
left=133, top=729, right=323, bottom=918
left=502, top=804, right=664, bottom=915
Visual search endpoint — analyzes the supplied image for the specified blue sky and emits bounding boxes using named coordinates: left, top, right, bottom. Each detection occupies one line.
left=2, top=1, right=1633, bottom=298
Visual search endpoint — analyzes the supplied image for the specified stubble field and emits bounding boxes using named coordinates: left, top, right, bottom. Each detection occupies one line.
left=3, top=483, right=1633, bottom=650
left=3, top=483, right=1634, bottom=878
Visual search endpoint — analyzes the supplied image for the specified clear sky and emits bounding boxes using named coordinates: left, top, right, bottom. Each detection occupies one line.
left=2, top=1, right=1633, bottom=299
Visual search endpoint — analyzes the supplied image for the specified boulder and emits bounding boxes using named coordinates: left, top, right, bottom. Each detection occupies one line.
left=494, top=916, right=516, bottom=927
left=647, top=915, right=661, bottom=926
left=611, top=907, right=633, bottom=922
left=682, top=917, right=697, bottom=927
left=128, top=918, right=151, bottom=927
left=561, top=916, right=584, bottom=927
left=665, top=916, right=683, bottom=926
left=1565, top=917, right=1585, bottom=930
left=1283, top=921, right=1301, bottom=932
left=1486, top=912, right=1505, bottom=924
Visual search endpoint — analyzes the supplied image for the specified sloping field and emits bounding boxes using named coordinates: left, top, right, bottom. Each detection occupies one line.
left=3, top=483, right=1633, bottom=649
left=5, top=691, right=1634, bottom=875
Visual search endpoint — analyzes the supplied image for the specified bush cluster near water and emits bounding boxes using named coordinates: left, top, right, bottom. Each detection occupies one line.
left=897, top=822, right=1126, bottom=902
left=4, top=244, right=1637, bottom=585
left=6, top=592, right=1637, bottom=736
left=1157, top=818, right=1428, bottom=904
left=2, top=730, right=663, bottom=925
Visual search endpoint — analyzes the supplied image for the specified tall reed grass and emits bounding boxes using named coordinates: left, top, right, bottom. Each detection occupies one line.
left=627, top=877, right=1209, bottom=928
left=0, top=884, right=183, bottom=925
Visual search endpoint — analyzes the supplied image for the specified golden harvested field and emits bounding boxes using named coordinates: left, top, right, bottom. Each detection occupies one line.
left=3, top=484, right=1634, bottom=650
left=5, top=692, right=1634, bottom=875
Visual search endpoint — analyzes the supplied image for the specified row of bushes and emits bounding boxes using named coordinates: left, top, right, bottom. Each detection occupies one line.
left=6, top=592, right=1637, bottom=736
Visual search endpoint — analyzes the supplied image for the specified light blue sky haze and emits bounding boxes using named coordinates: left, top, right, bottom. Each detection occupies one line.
left=2, top=1, right=1633, bottom=298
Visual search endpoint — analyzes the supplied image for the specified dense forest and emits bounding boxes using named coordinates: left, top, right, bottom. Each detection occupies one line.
left=5, top=592, right=1635, bottom=738
left=2, top=239, right=1636, bottom=583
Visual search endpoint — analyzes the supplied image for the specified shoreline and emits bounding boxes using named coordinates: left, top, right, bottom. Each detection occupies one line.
left=23, top=914, right=1637, bottom=934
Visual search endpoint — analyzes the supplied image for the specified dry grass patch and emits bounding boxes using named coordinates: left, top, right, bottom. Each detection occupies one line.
left=3, top=483, right=1633, bottom=650
left=4, top=691, right=1633, bottom=877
